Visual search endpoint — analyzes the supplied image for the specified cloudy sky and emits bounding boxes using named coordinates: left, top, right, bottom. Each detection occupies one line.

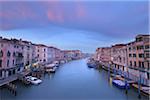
left=0, top=1, right=149, bottom=53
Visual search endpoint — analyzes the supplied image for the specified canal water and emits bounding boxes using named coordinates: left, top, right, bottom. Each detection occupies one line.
left=0, top=59, right=148, bottom=100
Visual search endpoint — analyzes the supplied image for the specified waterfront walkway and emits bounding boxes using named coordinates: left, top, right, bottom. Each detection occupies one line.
left=0, top=75, right=18, bottom=87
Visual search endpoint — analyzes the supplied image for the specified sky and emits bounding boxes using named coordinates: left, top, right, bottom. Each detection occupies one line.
left=0, top=0, right=149, bottom=53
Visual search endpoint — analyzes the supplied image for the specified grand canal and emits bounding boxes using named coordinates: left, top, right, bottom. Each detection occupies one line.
left=0, top=59, right=148, bottom=100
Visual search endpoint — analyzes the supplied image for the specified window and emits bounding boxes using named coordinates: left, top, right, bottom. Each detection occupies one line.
left=13, top=60, right=15, bottom=65
left=44, top=49, right=46, bottom=52
left=129, top=47, right=131, bottom=51
left=38, top=49, right=39, bottom=52
left=147, top=73, right=149, bottom=80
left=133, top=54, right=136, bottom=57
left=0, top=60, right=2, bottom=67
left=0, top=50, right=3, bottom=57
left=139, top=61, right=141, bottom=68
left=27, top=46, right=30, bottom=50
left=7, top=60, right=9, bottom=67
left=145, top=45, right=150, bottom=49
left=139, top=54, right=144, bottom=58
left=129, top=54, right=132, bottom=57
left=146, top=53, right=150, bottom=58
left=134, top=61, right=136, bottom=67
left=7, top=51, right=11, bottom=57
left=142, top=62, right=144, bottom=68
left=130, top=61, right=132, bottom=66
left=148, top=62, right=150, bottom=70
left=137, top=46, right=144, bottom=50
left=1, top=44, right=3, bottom=47
left=123, top=57, right=125, bottom=63
left=44, top=54, right=46, bottom=57
left=37, top=54, right=39, bottom=57
left=133, top=46, right=136, bottom=50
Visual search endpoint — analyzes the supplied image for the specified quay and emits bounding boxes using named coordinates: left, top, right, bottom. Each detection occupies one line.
left=0, top=75, right=18, bottom=87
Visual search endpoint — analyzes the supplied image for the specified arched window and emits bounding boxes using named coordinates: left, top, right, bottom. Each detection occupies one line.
left=7, top=51, right=11, bottom=57
left=0, top=50, right=3, bottom=57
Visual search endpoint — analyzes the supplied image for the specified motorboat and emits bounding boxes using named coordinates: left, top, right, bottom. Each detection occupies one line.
left=26, top=76, right=42, bottom=85
left=45, top=64, right=57, bottom=73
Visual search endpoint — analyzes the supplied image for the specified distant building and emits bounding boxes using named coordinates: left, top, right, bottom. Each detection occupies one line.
left=47, top=46, right=64, bottom=62
left=63, top=50, right=82, bottom=60
left=35, top=44, right=48, bottom=64
left=94, top=47, right=111, bottom=64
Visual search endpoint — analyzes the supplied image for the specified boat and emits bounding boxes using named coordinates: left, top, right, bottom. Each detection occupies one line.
left=53, top=61, right=59, bottom=67
left=112, top=79, right=130, bottom=89
left=45, top=64, right=57, bottom=73
left=87, top=58, right=98, bottom=68
left=87, top=62, right=97, bottom=68
left=25, top=76, right=42, bottom=85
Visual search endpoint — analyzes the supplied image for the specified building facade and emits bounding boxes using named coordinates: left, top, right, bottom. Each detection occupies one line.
left=127, top=35, right=150, bottom=84
left=63, top=50, right=82, bottom=61
left=94, top=47, right=111, bottom=65
left=93, top=34, right=150, bottom=86
left=0, top=37, right=24, bottom=79
left=111, top=44, right=128, bottom=74
left=35, top=44, right=48, bottom=64
left=21, top=40, right=35, bottom=67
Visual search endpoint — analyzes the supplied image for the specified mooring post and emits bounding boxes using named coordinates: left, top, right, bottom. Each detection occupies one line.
left=125, top=72, right=128, bottom=94
left=138, top=74, right=141, bottom=99
left=108, top=64, right=110, bottom=81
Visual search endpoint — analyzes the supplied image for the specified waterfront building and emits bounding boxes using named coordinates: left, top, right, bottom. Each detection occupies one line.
left=47, top=46, right=63, bottom=62
left=0, top=37, right=24, bottom=79
left=94, top=34, right=150, bottom=86
left=63, top=50, right=82, bottom=60
left=35, top=44, right=48, bottom=64
left=127, top=34, right=150, bottom=85
left=111, top=44, right=128, bottom=73
left=21, top=40, right=35, bottom=67
left=94, top=47, right=111, bottom=65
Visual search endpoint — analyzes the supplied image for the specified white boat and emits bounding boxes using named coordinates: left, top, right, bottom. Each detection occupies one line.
left=45, top=64, right=57, bottom=73
left=26, top=76, right=42, bottom=85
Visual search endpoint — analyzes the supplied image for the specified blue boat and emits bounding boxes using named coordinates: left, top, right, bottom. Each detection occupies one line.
left=87, top=63, right=96, bottom=68
left=112, top=80, right=130, bottom=89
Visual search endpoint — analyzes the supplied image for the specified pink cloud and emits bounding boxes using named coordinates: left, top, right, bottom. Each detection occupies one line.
left=76, top=2, right=86, bottom=18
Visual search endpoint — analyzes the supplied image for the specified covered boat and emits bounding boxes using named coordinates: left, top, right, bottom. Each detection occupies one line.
left=112, top=80, right=130, bottom=89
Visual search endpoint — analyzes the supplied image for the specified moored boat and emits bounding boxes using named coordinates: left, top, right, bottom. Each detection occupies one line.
left=112, top=79, right=130, bottom=89
left=45, top=64, right=57, bottom=73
